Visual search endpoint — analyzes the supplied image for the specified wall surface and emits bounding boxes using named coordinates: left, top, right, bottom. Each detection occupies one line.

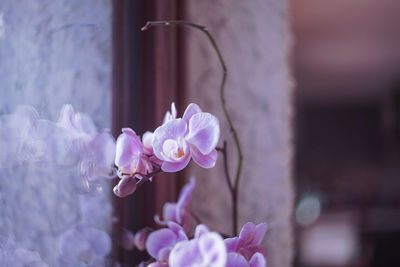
left=0, top=1, right=112, bottom=266
left=184, top=1, right=294, bottom=267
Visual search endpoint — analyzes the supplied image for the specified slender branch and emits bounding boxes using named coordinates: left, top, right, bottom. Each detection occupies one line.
left=142, top=20, right=244, bottom=236
left=135, top=167, right=162, bottom=187
left=221, top=141, right=233, bottom=192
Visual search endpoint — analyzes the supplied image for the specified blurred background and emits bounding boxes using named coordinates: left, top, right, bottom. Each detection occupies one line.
left=292, top=0, right=400, bottom=266
left=1, top=0, right=400, bottom=266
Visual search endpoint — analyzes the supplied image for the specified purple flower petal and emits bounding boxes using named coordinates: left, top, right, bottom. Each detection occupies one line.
left=194, top=224, right=210, bottom=239
left=176, top=177, right=195, bottom=224
left=186, top=112, right=220, bottom=155
left=239, top=222, right=256, bottom=247
left=120, top=229, right=135, bottom=250
left=252, top=223, right=267, bottom=246
left=153, top=119, right=187, bottom=161
left=162, top=102, right=178, bottom=125
left=198, top=232, right=227, bottom=266
left=249, top=252, right=266, bottom=267
left=161, top=155, right=191, bottom=172
left=163, top=203, right=177, bottom=222
left=225, top=237, right=240, bottom=252
left=239, top=246, right=267, bottom=261
left=133, top=228, right=151, bottom=251
left=142, top=131, right=154, bottom=155
left=169, top=239, right=202, bottom=267
left=82, top=132, right=116, bottom=180
left=227, top=252, right=250, bottom=267
left=167, top=222, right=188, bottom=242
left=146, top=229, right=177, bottom=260
left=115, top=128, right=143, bottom=173
left=182, top=103, right=202, bottom=123
left=190, top=146, right=218, bottom=168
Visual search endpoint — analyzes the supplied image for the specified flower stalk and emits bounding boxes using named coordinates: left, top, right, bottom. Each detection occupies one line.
left=142, top=20, right=244, bottom=235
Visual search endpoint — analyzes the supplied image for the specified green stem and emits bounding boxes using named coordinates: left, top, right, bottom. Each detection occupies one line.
left=142, top=20, right=243, bottom=236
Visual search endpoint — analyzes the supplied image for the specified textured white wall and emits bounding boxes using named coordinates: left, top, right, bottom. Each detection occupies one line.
left=184, top=1, right=294, bottom=267
left=0, top=1, right=112, bottom=266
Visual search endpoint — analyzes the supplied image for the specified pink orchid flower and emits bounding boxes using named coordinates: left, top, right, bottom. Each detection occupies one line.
left=58, top=104, right=116, bottom=181
left=224, top=222, right=267, bottom=266
left=168, top=224, right=227, bottom=267
left=114, top=128, right=153, bottom=178
left=153, top=103, right=219, bottom=172
left=145, top=222, right=188, bottom=264
left=156, top=177, right=195, bottom=230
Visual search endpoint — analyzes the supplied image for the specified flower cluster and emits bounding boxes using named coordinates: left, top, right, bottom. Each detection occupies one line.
left=113, top=103, right=220, bottom=197
left=126, top=178, right=267, bottom=267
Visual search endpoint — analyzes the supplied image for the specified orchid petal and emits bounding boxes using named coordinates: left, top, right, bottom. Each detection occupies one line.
left=239, top=222, right=256, bottom=246
left=227, top=252, right=250, bottom=267
left=194, top=224, right=210, bottom=239
left=191, top=146, right=218, bottom=168
left=153, top=119, right=187, bottom=160
left=83, top=132, right=116, bottom=180
left=115, top=128, right=143, bottom=169
left=120, top=229, right=135, bottom=250
left=163, top=203, right=177, bottom=222
left=146, top=228, right=177, bottom=260
left=142, top=131, right=154, bottom=155
left=133, top=229, right=151, bottom=251
left=240, top=246, right=267, bottom=261
left=161, top=154, right=191, bottom=172
left=158, top=247, right=172, bottom=262
left=225, top=237, right=240, bottom=252
left=198, top=232, right=227, bottom=267
left=171, top=102, right=177, bottom=119
left=186, top=112, right=220, bottom=155
left=182, top=103, right=202, bottom=123
left=169, top=240, right=202, bottom=267
left=249, top=253, right=266, bottom=267
left=252, top=223, right=267, bottom=245
left=176, top=177, right=195, bottom=224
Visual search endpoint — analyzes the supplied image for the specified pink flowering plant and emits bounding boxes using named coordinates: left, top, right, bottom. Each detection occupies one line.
left=108, top=20, right=268, bottom=267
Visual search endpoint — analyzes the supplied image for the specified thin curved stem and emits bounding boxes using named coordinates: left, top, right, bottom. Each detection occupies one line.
left=142, top=20, right=244, bottom=236
left=135, top=167, right=162, bottom=187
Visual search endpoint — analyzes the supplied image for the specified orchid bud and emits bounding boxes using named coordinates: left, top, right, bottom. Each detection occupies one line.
left=113, top=177, right=137, bottom=198
left=134, top=228, right=151, bottom=251
left=120, top=229, right=135, bottom=250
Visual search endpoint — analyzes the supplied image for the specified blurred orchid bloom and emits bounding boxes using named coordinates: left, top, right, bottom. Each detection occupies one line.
left=146, top=222, right=188, bottom=264
left=156, top=177, right=195, bottom=230
left=168, top=224, right=227, bottom=267
left=115, top=128, right=153, bottom=178
left=0, top=237, right=49, bottom=267
left=80, top=131, right=116, bottom=181
left=58, top=104, right=97, bottom=140
left=153, top=103, right=219, bottom=172
left=58, top=104, right=116, bottom=181
left=224, top=222, right=267, bottom=264
left=58, top=225, right=111, bottom=266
